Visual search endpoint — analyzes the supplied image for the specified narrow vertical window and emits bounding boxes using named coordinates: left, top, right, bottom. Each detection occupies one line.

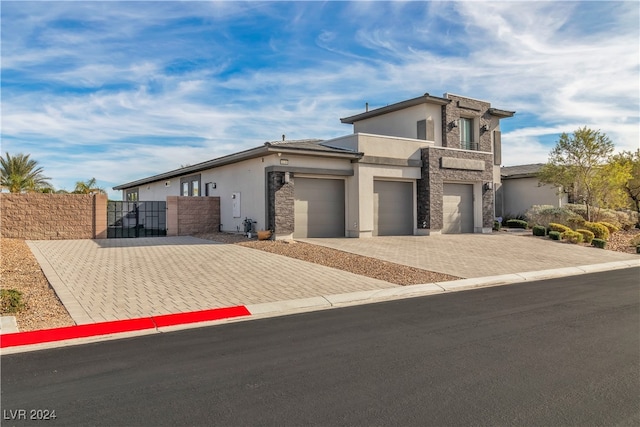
left=459, top=117, right=474, bottom=150
left=192, top=180, right=199, bottom=197
left=182, top=182, right=189, bottom=196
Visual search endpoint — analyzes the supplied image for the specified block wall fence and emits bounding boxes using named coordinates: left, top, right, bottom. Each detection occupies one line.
left=1, top=194, right=220, bottom=240
left=0, top=193, right=108, bottom=240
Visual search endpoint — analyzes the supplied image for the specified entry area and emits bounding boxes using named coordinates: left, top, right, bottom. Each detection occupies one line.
left=442, top=183, right=474, bottom=234
left=373, top=180, right=414, bottom=236
left=294, top=177, right=345, bottom=238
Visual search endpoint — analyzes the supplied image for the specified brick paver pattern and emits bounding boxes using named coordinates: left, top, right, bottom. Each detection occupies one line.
left=301, top=233, right=638, bottom=278
left=28, top=237, right=396, bottom=325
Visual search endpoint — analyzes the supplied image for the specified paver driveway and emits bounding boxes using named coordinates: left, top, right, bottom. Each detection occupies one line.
left=301, top=233, right=639, bottom=278
left=27, top=237, right=395, bottom=325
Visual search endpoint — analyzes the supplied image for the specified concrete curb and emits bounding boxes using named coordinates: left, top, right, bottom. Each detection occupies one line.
left=2, top=260, right=637, bottom=354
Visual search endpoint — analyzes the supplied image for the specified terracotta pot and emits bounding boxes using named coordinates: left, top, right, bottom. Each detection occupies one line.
left=257, top=230, right=272, bottom=240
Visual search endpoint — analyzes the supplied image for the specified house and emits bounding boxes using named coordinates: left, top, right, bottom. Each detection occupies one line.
left=114, top=92, right=515, bottom=239
left=499, top=164, right=568, bottom=218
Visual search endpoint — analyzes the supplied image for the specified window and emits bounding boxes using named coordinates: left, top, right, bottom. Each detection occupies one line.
left=126, top=188, right=138, bottom=201
left=180, top=174, right=201, bottom=196
left=459, top=117, right=477, bottom=150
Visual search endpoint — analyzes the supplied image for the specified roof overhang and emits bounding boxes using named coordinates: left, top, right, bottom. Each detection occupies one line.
left=340, top=93, right=451, bottom=124
left=489, top=108, right=516, bottom=118
left=113, top=143, right=361, bottom=190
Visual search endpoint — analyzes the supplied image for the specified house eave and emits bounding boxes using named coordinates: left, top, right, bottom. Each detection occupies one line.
left=489, top=108, right=516, bottom=118
left=340, top=93, right=451, bottom=124
left=113, top=144, right=362, bottom=191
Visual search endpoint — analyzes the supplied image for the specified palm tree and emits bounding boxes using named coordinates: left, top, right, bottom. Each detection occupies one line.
left=73, top=177, right=106, bottom=194
left=0, top=153, right=52, bottom=193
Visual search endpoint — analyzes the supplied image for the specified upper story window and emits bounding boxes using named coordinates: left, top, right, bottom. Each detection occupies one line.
left=180, top=174, right=201, bottom=197
left=459, top=117, right=477, bottom=150
left=125, top=188, right=138, bottom=201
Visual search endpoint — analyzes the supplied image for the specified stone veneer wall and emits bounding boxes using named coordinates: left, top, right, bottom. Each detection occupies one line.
left=166, top=196, right=220, bottom=236
left=417, top=147, right=494, bottom=231
left=266, top=171, right=294, bottom=237
left=442, top=94, right=498, bottom=151
left=0, top=193, right=108, bottom=239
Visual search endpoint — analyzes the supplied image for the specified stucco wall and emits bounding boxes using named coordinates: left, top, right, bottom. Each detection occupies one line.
left=501, top=177, right=567, bottom=217
left=0, top=193, right=107, bottom=240
left=352, top=104, right=443, bottom=144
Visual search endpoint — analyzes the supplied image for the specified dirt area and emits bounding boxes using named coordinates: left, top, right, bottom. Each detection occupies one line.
left=1, top=238, right=75, bottom=331
left=2, top=229, right=638, bottom=332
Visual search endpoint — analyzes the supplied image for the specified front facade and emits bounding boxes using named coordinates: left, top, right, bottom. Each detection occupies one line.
left=114, top=92, right=515, bottom=239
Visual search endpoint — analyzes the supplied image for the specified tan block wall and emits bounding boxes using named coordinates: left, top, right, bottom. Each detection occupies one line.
left=166, top=196, right=220, bottom=236
left=0, top=193, right=108, bottom=240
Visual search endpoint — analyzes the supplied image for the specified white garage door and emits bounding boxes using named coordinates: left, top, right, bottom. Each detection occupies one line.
left=374, top=181, right=414, bottom=236
left=443, top=183, right=474, bottom=234
left=294, top=178, right=345, bottom=238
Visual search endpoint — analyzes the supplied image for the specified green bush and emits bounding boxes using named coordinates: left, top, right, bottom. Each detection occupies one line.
left=583, top=222, right=610, bottom=240
left=549, top=223, right=572, bottom=233
left=493, top=220, right=501, bottom=231
left=563, top=230, right=584, bottom=244
left=576, top=229, right=595, bottom=244
left=506, top=219, right=528, bottom=229
left=631, top=234, right=640, bottom=247
left=0, top=289, right=24, bottom=313
left=532, top=225, right=546, bottom=236
left=591, top=238, right=607, bottom=249
left=598, top=221, right=620, bottom=234
left=548, top=231, right=562, bottom=240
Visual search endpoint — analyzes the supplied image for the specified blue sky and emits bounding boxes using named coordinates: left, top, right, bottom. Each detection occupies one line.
left=2, top=1, right=639, bottom=200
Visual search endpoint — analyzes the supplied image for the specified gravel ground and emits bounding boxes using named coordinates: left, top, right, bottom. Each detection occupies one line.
left=1, top=238, right=75, bottom=331
left=2, top=229, right=638, bottom=332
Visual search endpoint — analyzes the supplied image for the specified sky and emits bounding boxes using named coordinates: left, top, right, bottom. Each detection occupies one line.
left=2, top=1, right=639, bottom=200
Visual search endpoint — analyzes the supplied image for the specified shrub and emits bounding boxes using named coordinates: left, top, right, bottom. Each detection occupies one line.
left=598, top=221, right=619, bottom=234
left=525, top=205, right=583, bottom=229
left=548, top=231, right=562, bottom=240
left=582, top=222, right=610, bottom=240
left=548, top=223, right=572, bottom=233
left=576, top=229, right=595, bottom=244
left=493, top=220, right=501, bottom=231
left=591, top=238, right=607, bottom=249
left=532, top=225, right=546, bottom=236
left=630, top=234, right=640, bottom=247
left=506, top=219, right=528, bottom=229
left=562, top=230, right=583, bottom=244
left=0, top=289, right=24, bottom=313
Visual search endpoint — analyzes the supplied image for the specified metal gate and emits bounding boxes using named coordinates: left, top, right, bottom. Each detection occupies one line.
left=107, top=201, right=167, bottom=238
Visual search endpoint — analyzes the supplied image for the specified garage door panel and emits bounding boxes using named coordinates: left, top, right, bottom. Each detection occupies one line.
left=374, top=181, right=413, bottom=236
left=294, top=178, right=345, bottom=238
left=443, top=183, right=473, bottom=234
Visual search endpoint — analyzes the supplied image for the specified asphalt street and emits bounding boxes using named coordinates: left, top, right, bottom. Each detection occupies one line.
left=1, top=268, right=639, bottom=426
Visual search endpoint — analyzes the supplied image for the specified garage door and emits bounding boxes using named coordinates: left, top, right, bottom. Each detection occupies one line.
left=294, top=178, right=345, bottom=238
left=373, top=181, right=413, bottom=236
left=443, top=183, right=474, bottom=234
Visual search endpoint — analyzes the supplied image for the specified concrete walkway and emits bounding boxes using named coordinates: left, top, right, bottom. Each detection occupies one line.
left=27, top=237, right=395, bottom=325
left=301, top=233, right=639, bottom=278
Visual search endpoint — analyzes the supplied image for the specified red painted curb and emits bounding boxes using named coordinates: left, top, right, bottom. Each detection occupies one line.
left=0, top=305, right=251, bottom=349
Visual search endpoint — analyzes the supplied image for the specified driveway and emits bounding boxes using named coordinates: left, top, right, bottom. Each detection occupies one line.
left=26, top=234, right=638, bottom=326
left=27, top=237, right=395, bottom=325
left=301, top=233, right=639, bottom=278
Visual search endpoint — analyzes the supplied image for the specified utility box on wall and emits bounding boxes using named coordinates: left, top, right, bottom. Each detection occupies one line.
left=232, top=192, right=241, bottom=218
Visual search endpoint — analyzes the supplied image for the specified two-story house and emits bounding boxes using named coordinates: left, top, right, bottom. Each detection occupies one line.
left=114, top=92, right=514, bottom=239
